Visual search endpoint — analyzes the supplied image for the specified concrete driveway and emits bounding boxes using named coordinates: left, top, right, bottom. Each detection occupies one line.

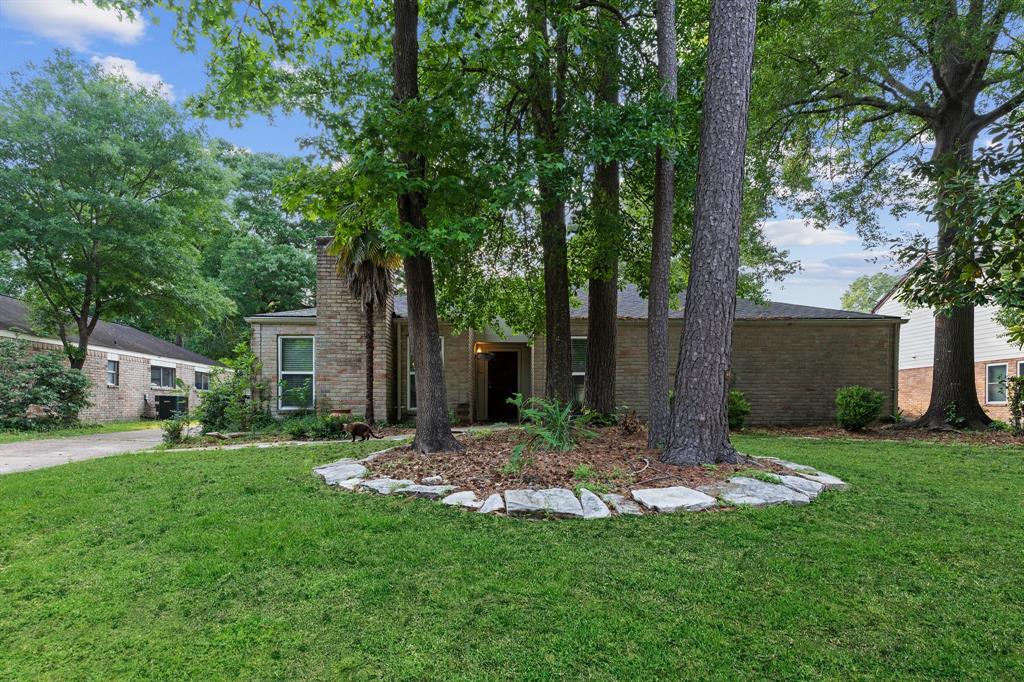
left=0, top=429, right=163, bottom=475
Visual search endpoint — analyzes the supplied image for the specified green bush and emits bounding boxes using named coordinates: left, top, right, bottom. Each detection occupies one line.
left=727, top=389, right=751, bottom=430
left=161, top=413, right=189, bottom=445
left=507, top=393, right=596, bottom=452
left=1008, top=376, right=1024, bottom=435
left=0, top=339, right=91, bottom=430
left=281, top=413, right=352, bottom=440
left=835, top=385, right=885, bottom=431
left=194, top=343, right=270, bottom=433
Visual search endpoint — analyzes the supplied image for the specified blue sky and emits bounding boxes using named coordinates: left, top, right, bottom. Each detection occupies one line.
left=0, top=0, right=924, bottom=309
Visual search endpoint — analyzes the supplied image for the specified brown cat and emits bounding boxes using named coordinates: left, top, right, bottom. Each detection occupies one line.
left=344, top=421, right=383, bottom=442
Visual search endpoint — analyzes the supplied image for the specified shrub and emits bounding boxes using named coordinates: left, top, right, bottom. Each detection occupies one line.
left=1008, top=376, right=1024, bottom=435
left=507, top=393, right=596, bottom=451
left=194, top=343, right=270, bottom=433
left=280, top=413, right=352, bottom=440
left=0, top=339, right=91, bottom=430
left=727, top=389, right=751, bottom=430
left=835, top=385, right=885, bottom=431
left=161, top=413, right=189, bottom=445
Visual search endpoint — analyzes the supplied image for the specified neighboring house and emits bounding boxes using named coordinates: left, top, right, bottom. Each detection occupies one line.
left=0, top=295, right=219, bottom=422
left=874, top=289, right=1024, bottom=420
left=246, top=237, right=904, bottom=426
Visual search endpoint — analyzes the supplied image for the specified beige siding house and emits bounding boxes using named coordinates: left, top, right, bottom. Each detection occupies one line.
left=247, top=238, right=904, bottom=426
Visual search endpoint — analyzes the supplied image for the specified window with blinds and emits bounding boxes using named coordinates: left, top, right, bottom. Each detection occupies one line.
left=279, top=336, right=314, bottom=409
left=571, top=337, right=587, bottom=404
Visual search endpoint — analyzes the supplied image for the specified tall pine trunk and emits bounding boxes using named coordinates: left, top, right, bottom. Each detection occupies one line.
left=364, top=300, right=375, bottom=424
left=584, top=10, right=621, bottom=416
left=393, top=0, right=461, bottom=453
left=661, top=0, right=757, bottom=466
left=527, top=0, right=572, bottom=403
left=647, top=0, right=677, bottom=447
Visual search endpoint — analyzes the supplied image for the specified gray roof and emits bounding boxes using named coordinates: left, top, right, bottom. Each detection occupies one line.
left=0, top=295, right=220, bottom=366
left=262, top=284, right=898, bottom=322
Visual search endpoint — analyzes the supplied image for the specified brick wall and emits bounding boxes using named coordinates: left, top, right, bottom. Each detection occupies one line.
left=393, top=319, right=473, bottom=421
left=533, top=319, right=899, bottom=425
left=312, top=237, right=393, bottom=419
left=249, top=321, right=318, bottom=417
left=898, top=356, right=1024, bottom=421
left=17, top=338, right=208, bottom=422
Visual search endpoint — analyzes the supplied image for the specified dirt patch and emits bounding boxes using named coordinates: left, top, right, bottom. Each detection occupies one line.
left=365, top=427, right=786, bottom=497
left=745, top=424, right=1024, bottom=446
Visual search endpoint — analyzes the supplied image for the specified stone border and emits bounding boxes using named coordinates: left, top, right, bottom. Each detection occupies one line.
left=312, top=453, right=848, bottom=519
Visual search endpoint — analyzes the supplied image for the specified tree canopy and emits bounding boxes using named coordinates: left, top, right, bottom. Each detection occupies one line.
left=842, top=273, right=901, bottom=312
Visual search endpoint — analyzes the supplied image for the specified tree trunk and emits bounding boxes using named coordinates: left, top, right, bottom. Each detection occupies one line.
left=661, top=0, right=757, bottom=466
left=647, top=0, right=677, bottom=447
left=364, top=299, right=375, bottom=424
left=527, top=0, right=573, bottom=404
left=393, top=0, right=461, bottom=453
left=912, top=117, right=990, bottom=429
left=584, top=11, right=621, bottom=417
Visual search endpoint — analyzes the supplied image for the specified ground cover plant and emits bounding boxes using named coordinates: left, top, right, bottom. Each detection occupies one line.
left=2, top=435, right=1022, bottom=678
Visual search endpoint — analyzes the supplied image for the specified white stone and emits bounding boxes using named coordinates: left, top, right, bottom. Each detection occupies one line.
left=357, top=478, right=414, bottom=495
left=777, top=474, right=825, bottom=499
left=441, top=491, right=482, bottom=508
left=504, top=488, right=585, bottom=519
left=335, top=478, right=365, bottom=491
left=579, top=488, right=611, bottom=519
left=395, top=484, right=456, bottom=499
left=422, top=475, right=444, bottom=485
left=632, top=486, right=717, bottom=513
left=754, top=456, right=818, bottom=473
left=478, top=494, right=505, bottom=514
left=602, top=493, right=643, bottom=516
left=314, top=459, right=369, bottom=485
left=704, top=477, right=811, bottom=507
left=795, top=471, right=848, bottom=491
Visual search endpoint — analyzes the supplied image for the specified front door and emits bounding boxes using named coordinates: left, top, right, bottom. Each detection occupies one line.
left=487, top=351, right=519, bottom=422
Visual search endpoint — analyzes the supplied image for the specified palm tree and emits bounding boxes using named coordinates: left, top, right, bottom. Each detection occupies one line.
left=328, top=230, right=401, bottom=424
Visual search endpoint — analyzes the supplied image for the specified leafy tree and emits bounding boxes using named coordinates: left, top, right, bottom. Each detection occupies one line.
left=841, top=272, right=901, bottom=312
left=329, top=231, right=402, bottom=424
left=662, top=0, right=758, bottom=466
left=0, top=339, right=91, bottom=430
left=0, top=52, right=233, bottom=368
left=760, top=0, right=1024, bottom=429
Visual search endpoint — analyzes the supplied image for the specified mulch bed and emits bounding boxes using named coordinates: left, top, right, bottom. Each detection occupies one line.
left=365, top=426, right=786, bottom=497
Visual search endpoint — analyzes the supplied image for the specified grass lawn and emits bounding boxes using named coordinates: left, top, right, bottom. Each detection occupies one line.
left=1, top=435, right=1022, bottom=679
left=0, top=420, right=160, bottom=445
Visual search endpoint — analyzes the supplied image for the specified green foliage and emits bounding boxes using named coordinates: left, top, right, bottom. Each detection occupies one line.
left=280, top=414, right=352, bottom=441
left=727, top=390, right=752, bottom=430
left=835, top=385, right=885, bottom=431
left=500, top=444, right=529, bottom=475
left=841, top=273, right=901, bottom=313
left=735, top=468, right=782, bottom=484
left=1007, top=376, right=1024, bottom=435
left=0, top=52, right=233, bottom=365
left=507, top=393, right=596, bottom=452
left=944, top=403, right=968, bottom=429
left=161, top=414, right=189, bottom=445
left=193, top=344, right=269, bottom=433
left=0, top=339, right=91, bottom=430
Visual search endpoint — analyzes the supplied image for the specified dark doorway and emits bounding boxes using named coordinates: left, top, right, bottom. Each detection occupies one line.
left=487, top=351, right=519, bottom=422
left=155, top=396, right=188, bottom=420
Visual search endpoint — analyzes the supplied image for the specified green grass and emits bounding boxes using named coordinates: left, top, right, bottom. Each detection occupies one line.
left=1, top=435, right=1023, bottom=679
left=0, top=419, right=160, bottom=444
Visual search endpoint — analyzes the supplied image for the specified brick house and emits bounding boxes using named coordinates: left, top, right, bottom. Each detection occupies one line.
left=246, top=237, right=904, bottom=426
left=0, top=295, right=219, bottom=422
left=874, top=289, right=1023, bottom=421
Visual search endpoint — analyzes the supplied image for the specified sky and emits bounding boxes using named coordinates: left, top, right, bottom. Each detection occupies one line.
left=0, top=0, right=925, bottom=310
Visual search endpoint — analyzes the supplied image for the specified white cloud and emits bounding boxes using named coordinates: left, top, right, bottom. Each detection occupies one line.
left=91, top=55, right=174, bottom=101
left=762, top=219, right=859, bottom=247
left=1, top=0, right=144, bottom=50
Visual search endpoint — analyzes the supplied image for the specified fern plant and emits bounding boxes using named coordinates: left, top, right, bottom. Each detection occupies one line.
left=507, top=393, right=596, bottom=451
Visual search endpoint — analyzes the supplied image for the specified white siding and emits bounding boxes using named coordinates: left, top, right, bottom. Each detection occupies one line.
left=875, top=298, right=1023, bottom=369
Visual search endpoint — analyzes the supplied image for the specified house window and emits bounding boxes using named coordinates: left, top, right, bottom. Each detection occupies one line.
left=986, top=363, right=1008, bottom=404
left=279, top=336, right=314, bottom=410
left=195, top=371, right=210, bottom=391
left=151, top=365, right=176, bottom=389
left=106, top=360, right=119, bottom=387
left=571, top=337, right=587, bottom=405
left=407, top=335, right=443, bottom=410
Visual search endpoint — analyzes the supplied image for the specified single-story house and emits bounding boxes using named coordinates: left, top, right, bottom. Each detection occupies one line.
left=246, top=237, right=905, bottom=426
left=874, top=288, right=1024, bottom=420
left=0, top=295, right=219, bottom=421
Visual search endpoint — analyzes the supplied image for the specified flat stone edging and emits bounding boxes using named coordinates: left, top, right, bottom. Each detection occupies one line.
left=312, top=452, right=848, bottom=519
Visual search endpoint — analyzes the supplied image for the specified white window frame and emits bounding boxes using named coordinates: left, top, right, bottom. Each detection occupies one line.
left=194, top=370, right=210, bottom=391
left=407, top=334, right=443, bottom=411
left=571, top=336, right=587, bottom=403
left=278, top=335, right=315, bottom=411
left=986, top=362, right=1009, bottom=405
left=106, top=359, right=119, bottom=387
left=150, top=365, right=176, bottom=389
